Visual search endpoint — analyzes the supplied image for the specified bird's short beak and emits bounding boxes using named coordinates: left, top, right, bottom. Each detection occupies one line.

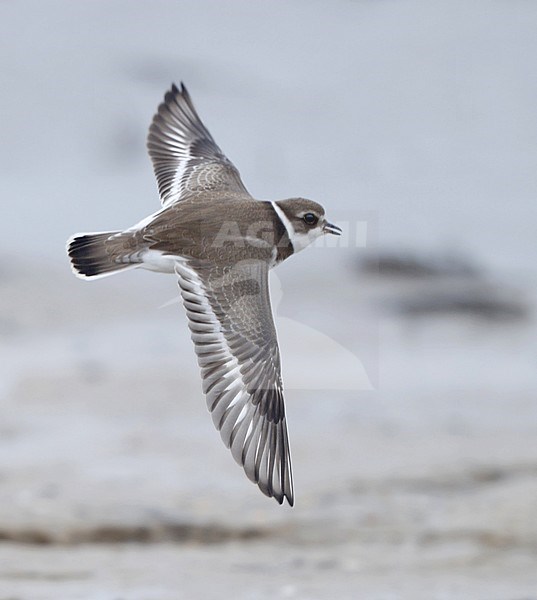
left=323, top=221, right=342, bottom=236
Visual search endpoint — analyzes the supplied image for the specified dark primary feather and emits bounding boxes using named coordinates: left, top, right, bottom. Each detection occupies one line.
left=147, top=83, right=251, bottom=206
left=175, top=258, right=294, bottom=505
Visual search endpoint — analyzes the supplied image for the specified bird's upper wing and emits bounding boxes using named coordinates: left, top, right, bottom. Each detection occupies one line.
left=175, top=258, right=294, bottom=506
left=147, top=83, right=251, bottom=206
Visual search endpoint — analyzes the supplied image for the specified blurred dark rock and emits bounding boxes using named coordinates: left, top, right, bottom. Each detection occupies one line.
left=393, top=285, right=529, bottom=321
left=357, top=249, right=531, bottom=322
left=359, top=250, right=481, bottom=279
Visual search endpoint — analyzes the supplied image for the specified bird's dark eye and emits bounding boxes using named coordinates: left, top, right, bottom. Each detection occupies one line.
left=303, top=213, right=318, bottom=226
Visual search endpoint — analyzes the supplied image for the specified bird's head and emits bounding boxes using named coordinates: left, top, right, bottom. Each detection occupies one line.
left=274, top=198, right=342, bottom=253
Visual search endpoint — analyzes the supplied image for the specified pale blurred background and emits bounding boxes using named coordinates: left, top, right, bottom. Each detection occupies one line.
left=1, top=1, right=536, bottom=599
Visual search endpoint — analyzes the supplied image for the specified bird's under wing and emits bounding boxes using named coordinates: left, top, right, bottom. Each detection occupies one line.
left=175, top=258, right=294, bottom=505
left=147, top=83, right=251, bottom=207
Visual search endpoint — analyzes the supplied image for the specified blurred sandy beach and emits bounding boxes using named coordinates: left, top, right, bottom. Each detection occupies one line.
left=1, top=1, right=537, bottom=598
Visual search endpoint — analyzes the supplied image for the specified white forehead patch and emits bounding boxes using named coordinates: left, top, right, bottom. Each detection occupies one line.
left=271, top=201, right=323, bottom=254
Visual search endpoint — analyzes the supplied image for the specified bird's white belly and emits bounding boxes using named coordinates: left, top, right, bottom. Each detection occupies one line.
left=139, top=249, right=179, bottom=274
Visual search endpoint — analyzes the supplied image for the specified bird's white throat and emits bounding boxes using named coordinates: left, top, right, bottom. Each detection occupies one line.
left=270, top=202, right=323, bottom=253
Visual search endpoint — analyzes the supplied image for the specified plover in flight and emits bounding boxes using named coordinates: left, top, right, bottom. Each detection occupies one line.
left=67, top=83, right=341, bottom=505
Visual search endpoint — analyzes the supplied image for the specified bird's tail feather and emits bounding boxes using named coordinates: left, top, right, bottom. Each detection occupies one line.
left=67, top=231, right=139, bottom=280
